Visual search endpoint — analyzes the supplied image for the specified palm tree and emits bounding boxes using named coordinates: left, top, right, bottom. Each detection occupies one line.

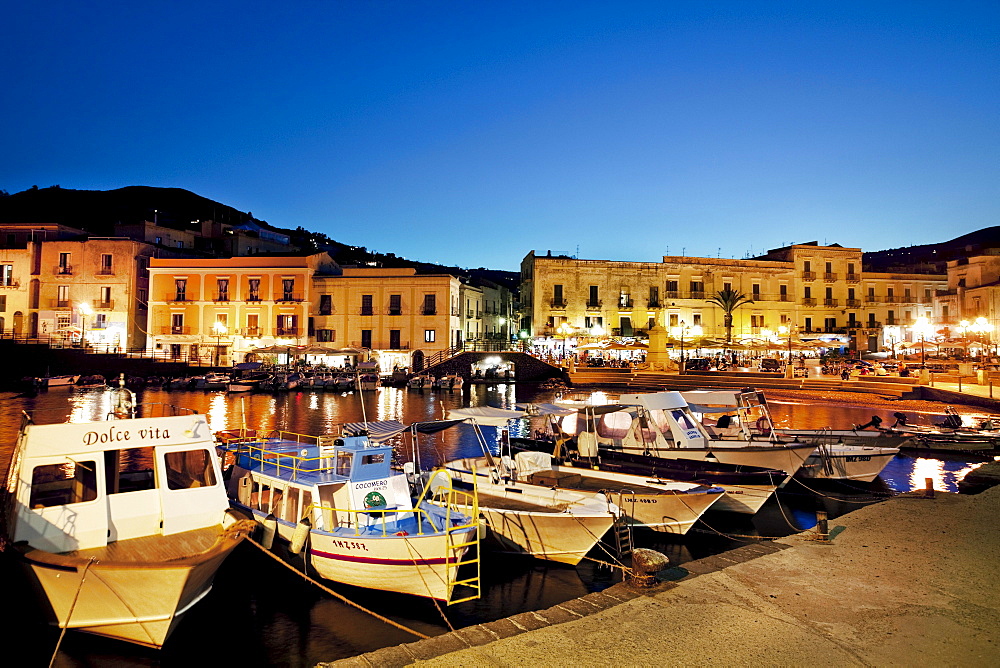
left=706, top=288, right=754, bottom=348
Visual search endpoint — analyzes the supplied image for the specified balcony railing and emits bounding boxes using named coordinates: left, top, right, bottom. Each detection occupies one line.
left=169, top=294, right=188, bottom=302
left=246, top=295, right=262, bottom=302
left=550, top=299, right=567, bottom=309
left=318, top=308, right=332, bottom=316
left=824, top=298, right=839, bottom=307
left=96, top=268, right=115, bottom=276
left=689, top=291, right=705, bottom=300
left=665, top=291, right=680, bottom=299
left=360, top=307, right=374, bottom=316
left=618, top=299, right=633, bottom=309
left=846, top=299, right=861, bottom=307
left=421, top=308, right=437, bottom=315
left=824, top=273, right=837, bottom=281
left=241, top=327, right=262, bottom=337
left=778, top=294, right=790, bottom=302
left=276, top=327, right=299, bottom=336
left=801, top=271, right=816, bottom=280
left=846, top=273, right=860, bottom=283
left=802, top=297, right=816, bottom=306
left=886, top=296, right=900, bottom=304
left=275, top=293, right=303, bottom=302
left=466, top=311, right=474, bottom=318
left=0, top=279, right=20, bottom=289
left=53, top=299, right=71, bottom=309
left=388, top=308, right=403, bottom=316
left=936, top=288, right=958, bottom=297
left=93, top=299, right=114, bottom=310
left=214, top=294, right=230, bottom=302
left=864, top=296, right=879, bottom=303
left=161, top=326, right=191, bottom=335
left=55, top=265, right=73, bottom=275
left=586, top=300, right=603, bottom=309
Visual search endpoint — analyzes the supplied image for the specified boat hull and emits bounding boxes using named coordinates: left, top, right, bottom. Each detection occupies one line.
left=603, top=488, right=721, bottom=533
left=619, top=442, right=815, bottom=477
left=477, top=506, right=614, bottom=565
left=797, top=446, right=899, bottom=482
left=13, top=524, right=246, bottom=648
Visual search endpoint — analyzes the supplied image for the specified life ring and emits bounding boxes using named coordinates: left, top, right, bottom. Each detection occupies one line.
left=755, top=416, right=771, bottom=436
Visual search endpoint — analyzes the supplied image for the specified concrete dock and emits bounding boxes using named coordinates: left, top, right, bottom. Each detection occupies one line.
left=330, top=484, right=1000, bottom=667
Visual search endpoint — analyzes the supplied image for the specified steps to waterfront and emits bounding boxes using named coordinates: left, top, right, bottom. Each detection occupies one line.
left=567, top=367, right=922, bottom=399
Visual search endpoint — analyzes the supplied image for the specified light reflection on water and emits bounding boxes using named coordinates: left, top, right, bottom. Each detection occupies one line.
left=3, top=384, right=997, bottom=666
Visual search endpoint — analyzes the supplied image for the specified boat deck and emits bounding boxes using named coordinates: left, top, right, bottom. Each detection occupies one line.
left=476, top=491, right=570, bottom=513
left=64, top=525, right=225, bottom=563
left=527, top=470, right=671, bottom=496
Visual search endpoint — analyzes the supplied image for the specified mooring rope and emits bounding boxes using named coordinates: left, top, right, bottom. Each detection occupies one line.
left=49, top=557, right=96, bottom=668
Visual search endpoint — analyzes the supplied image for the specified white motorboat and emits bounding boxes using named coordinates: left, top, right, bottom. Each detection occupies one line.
left=36, top=374, right=81, bottom=387
left=219, top=428, right=480, bottom=602
left=680, top=390, right=900, bottom=482
left=442, top=456, right=618, bottom=565
left=1, top=400, right=253, bottom=648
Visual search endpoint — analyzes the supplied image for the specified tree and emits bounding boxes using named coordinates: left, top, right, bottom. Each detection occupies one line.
left=706, top=288, right=754, bottom=348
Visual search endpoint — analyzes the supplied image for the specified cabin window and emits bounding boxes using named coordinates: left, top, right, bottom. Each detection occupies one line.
left=671, top=409, right=698, bottom=432
left=163, top=449, right=217, bottom=490
left=104, top=448, right=156, bottom=494
left=30, top=461, right=98, bottom=508
left=335, top=451, right=354, bottom=477
left=361, top=453, right=385, bottom=465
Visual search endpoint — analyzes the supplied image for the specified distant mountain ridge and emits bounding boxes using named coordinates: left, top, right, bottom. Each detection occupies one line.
left=0, top=185, right=519, bottom=289
left=862, top=226, right=1000, bottom=272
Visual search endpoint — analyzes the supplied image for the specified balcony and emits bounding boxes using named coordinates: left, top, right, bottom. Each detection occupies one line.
left=801, top=271, right=816, bottom=280
left=864, top=296, right=879, bottom=304
left=214, top=294, right=230, bottom=302
left=421, top=308, right=437, bottom=315
left=936, top=288, right=958, bottom=297
left=688, top=291, right=705, bottom=300
left=846, top=273, right=860, bottom=283
left=0, top=279, right=20, bottom=289
left=665, top=291, right=680, bottom=299
left=275, top=293, right=303, bottom=302
left=647, top=300, right=660, bottom=309
left=550, top=299, right=567, bottom=309
left=586, top=300, right=603, bottom=309
left=92, top=299, right=114, bottom=310
left=824, top=298, right=839, bottom=307
left=846, top=299, right=861, bottom=308
left=161, top=326, right=191, bottom=335
left=55, top=265, right=73, bottom=275
left=778, top=294, right=790, bottom=302
left=360, top=308, right=374, bottom=316
left=241, top=327, right=262, bottom=337
left=802, top=298, right=816, bottom=306
left=52, top=299, right=71, bottom=309
left=276, top=327, right=299, bottom=336
left=618, top=299, right=633, bottom=309
left=169, top=294, right=188, bottom=303
left=318, top=308, right=332, bottom=316
left=824, top=273, right=837, bottom=282
left=388, top=308, right=403, bottom=316
left=885, top=296, right=900, bottom=304
left=96, top=268, right=115, bottom=276
left=246, top=295, right=262, bottom=302
left=466, top=310, right=474, bottom=319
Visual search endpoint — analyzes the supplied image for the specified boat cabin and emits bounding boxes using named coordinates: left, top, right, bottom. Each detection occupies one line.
left=6, top=413, right=230, bottom=553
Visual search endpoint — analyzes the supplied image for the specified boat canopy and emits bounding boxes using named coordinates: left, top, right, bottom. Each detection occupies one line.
left=618, top=391, right=689, bottom=410
left=447, top=406, right=524, bottom=426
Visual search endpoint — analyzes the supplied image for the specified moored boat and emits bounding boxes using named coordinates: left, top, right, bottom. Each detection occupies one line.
left=1, top=401, right=253, bottom=648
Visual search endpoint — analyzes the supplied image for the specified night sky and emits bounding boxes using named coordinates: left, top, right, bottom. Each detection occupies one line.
left=2, top=1, right=997, bottom=269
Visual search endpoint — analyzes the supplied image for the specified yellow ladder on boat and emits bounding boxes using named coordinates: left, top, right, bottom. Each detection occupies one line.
left=420, top=469, right=481, bottom=605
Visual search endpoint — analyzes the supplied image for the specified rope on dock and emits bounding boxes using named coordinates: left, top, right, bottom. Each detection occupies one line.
left=244, top=536, right=431, bottom=640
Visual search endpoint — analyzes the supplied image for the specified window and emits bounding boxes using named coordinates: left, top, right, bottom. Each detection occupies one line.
left=389, top=329, right=401, bottom=348
left=100, top=286, right=112, bottom=307
left=425, top=329, right=436, bottom=342
left=282, top=278, right=295, bottom=300
left=361, top=294, right=373, bottom=316
left=163, top=449, right=217, bottom=490
left=689, top=281, right=704, bottom=297
left=175, top=240, right=184, bottom=248
left=217, top=278, right=229, bottom=301
left=137, top=288, right=147, bottom=304
left=804, top=286, right=811, bottom=299
left=1, top=264, right=14, bottom=285
left=669, top=313, right=679, bottom=327
left=620, top=316, right=633, bottom=336
left=317, top=329, right=333, bottom=342
left=100, top=254, right=113, bottom=274
left=752, top=284, right=760, bottom=299
left=246, top=314, right=259, bottom=336
left=94, top=314, right=107, bottom=329
left=57, top=285, right=69, bottom=307
left=174, top=279, right=187, bottom=301
left=751, top=315, right=763, bottom=328
left=171, top=313, right=184, bottom=334
left=666, top=280, right=678, bottom=296
left=804, top=317, right=813, bottom=331
left=319, top=294, right=332, bottom=315
left=692, top=313, right=701, bottom=326
left=105, top=447, right=156, bottom=494
left=824, top=317, right=837, bottom=330
left=422, top=294, right=436, bottom=315
left=276, top=314, right=296, bottom=335
left=723, top=282, right=732, bottom=292
left=0, top=295, right=5, bottom=312
left=361, top=329, right=372, bottom=348
left=585, top=316, right=603, bottom=329
left=155, top=236, right=162, bottom=245
left=389, top=294, right=402, bottom=316
left=803, top=261, right=811, bottom=273
left=825, top=287, right=833, bottom=299
left=648, top=286, right=659, bottom=307
left=248, top=278, right=260, bottom=301
left=825, top=262, right=832, bottom=273
left=30, top=461, right=98, bottom=507
left=779, top=284, right=788, bottom=300
left=553, top=284, right=563, bottom=302
left=58, top=252, right=71, bottom=274
left=619, top=290, right=631, bottom=308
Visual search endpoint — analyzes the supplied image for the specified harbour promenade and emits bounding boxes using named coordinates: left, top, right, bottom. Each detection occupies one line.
left=330, top=482, right=1000, bottom=668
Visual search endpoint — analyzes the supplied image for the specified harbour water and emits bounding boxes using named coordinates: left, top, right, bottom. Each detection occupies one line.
left=2, top=384, right=993, bottom=667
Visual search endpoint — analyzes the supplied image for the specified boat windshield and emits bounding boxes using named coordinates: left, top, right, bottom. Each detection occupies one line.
left=335, top=451, right=353, bottom=477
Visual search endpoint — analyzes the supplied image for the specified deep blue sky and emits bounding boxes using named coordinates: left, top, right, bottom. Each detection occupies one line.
left=3, top=2, right=997, bottom=270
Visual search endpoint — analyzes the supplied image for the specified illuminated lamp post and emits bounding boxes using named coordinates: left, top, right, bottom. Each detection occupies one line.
left=959, top=319, right=970, bottom=360
left=970, top=316, right=994, bottom=359
left=213, top=321, right=227, bottom=367
left=556, top=322, right=572, bottom=364
left=911, top=316, right=932, bottom=383
left=78, top=302, right=93, bottom=349
left=778, top=324, right=795, bottom=378
left=519, top=329, right=529, bottom=352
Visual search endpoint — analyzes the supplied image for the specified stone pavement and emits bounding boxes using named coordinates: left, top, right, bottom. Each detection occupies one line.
left=326, top=486, right=1000, bottom=667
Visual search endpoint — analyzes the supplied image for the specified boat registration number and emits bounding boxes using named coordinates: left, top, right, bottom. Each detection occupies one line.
left=845, top=455, right=871, bottom=462
left=331, top=539, right=369, bottom=552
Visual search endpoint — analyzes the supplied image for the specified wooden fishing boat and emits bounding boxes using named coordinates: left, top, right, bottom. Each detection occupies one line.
left=1, top=401, right=253, bottom=648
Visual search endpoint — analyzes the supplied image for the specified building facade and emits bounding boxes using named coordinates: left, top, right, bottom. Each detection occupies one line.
left=521, top=243, right=947, bottom=353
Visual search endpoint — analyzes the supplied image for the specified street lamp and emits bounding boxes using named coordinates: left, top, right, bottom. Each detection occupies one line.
left=912, top=316, right=931, bottom=367
left=959, top=319, right=970, bottom=360
left=213, top=321, right=227, bottom=367
left=556, top=322, right=572, bottom=363
left=778, top=325, right=795, bottom=378
left=971, top=316, right=994, bottom=359
left=78, top=302, right=93, bottom=349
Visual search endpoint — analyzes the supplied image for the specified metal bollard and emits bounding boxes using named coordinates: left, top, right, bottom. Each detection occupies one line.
left=925, top=477, right=935, bottom=499
left=816, top=510, right=829, bottom=541
left=629, top=548, right=669, bottom=587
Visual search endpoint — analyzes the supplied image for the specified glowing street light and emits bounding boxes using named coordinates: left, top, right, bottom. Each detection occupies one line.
left=778, top=324, right=796, bottom=378
left=78, top=302, right=93, bottom=348
left=970, top=316, right=994, bottom=358
left=556, top=322, right=573, bottom=362
left=912, top=316, right=932, bottom=367
left=213, top=321, right=228, bottom=366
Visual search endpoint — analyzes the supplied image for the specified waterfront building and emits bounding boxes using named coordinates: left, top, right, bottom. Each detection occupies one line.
left=147, top=253, right=335, bottom=364
left=935, top=251, right=1000, bottom=353
left=520, top=243, right=946, bottom=354
left=312, top=267, right=463, bottom=372
left=0, top=222, right=154, bottom=349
